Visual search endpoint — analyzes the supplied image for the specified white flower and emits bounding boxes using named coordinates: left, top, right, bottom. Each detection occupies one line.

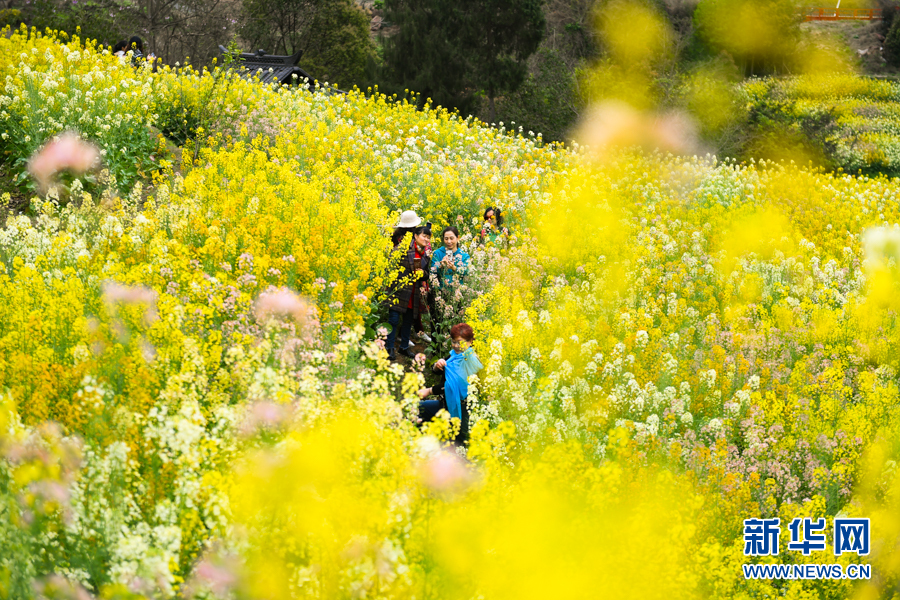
left=516, top=310, right=533, bottom=330
left=635, top=330, right=649, bottom=349
left=662, top=352, right=678, bottom=374
left=646, top=414, right=659, bottom=436
left=700, top=369, right=716, bottom=389
left=748, top=375, right=760, bottom=390
left=862, top=225, right=900, bottom=268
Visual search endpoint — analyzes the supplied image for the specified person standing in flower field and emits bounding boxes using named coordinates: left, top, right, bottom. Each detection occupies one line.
left=129, top=36, right=145, bottom=66
left=384, top=211, right=431, bottom=360
left=431, top=226, right=470, bottom=287
left=479, top=207, right=510, bottom=247
left=391, top=215, right=417, bottom=247
left=393, top=213, right=434, bottom=349
left=128, top=36, right=157, bottom=70
left=429, top=226, right=470, bottom=343
left=417, top=323, right=483, bottom=445
left=413, top=223, right=435, bottom=347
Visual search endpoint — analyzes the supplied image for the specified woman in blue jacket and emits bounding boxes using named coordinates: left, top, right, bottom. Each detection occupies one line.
left=417, top=323, right=483, bottom=445
left=428, top=226, right=470, bottom=346
left=430, top=226, right=470, bottom=288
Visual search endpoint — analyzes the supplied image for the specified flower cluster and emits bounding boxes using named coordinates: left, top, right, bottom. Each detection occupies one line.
left=740, top=73, right=900, bottom=177
left=2, top=29, right=900, bottom=599
left=0, top=26, right=165, bottom=194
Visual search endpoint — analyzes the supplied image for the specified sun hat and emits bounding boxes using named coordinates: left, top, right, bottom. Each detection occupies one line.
left=396, top=210, right=422, bottom=228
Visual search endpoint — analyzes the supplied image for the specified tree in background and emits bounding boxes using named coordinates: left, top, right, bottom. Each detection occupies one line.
left=541, top=0, right=601, bottom=70
left=130, top=0, right=237, bottom=67
left=486, top=47, right=581, bottom=142
left=381, top=0, right=472, bottom=113
left=693, top=0, right=801, bottom=75
left=875, top=0, right=900, bottom=34
left=11, top=0, right=126, bottom=48
left=885, top=14, right=900, bottom=67
left=880, top=0, right=900, bottom=66
left=475, top=0, right=593, bottom=143
left=241, top=0, right=320, bottom=56
left=382, top=0, right=545, bottom=123
left=240, top=0, right=374, bottom=87
left=456, top=0, right=546, bottom=123
left=10, top=0, right=236, bottom=66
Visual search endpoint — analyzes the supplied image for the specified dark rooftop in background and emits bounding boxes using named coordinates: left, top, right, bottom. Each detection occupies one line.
left=218, top=46, right=314, bottom=86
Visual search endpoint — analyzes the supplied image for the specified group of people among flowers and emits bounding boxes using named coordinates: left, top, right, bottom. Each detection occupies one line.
left=112, top=36, right=156, bottom=68
left=382, top=207, right=506, bottom=443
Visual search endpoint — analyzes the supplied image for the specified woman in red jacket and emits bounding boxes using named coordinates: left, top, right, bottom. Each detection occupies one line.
left=384, top=215, right=432, bottom=360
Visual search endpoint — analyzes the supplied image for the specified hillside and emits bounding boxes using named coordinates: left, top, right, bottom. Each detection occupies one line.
left=801, top=19, right=897, bottom=75
left=0, top=27, right=899, bottom=600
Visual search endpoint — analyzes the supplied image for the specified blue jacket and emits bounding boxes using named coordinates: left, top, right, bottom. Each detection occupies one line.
left=430, top=246, right=469, bottom=287
left=444, top=347, right=483, bottom=419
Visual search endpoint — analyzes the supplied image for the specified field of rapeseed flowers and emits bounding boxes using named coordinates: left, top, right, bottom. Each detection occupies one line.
left=742, top=73, right=900, bottom=177
left=1, top=23, right=900, bottom=600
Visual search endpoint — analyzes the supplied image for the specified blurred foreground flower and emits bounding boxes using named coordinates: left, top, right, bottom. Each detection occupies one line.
left=255, top=287, right=312, bottom=327
left=851, top=432, right=900, bottom=599
left=100, top=281, right=160, bottom=349
left=101, top=281, right=159, bottom=321
left=415, top=436, right=474, bottom=492
left=28, top=132, right=100, bottom=192
left=240, top=401, right=292, bottom=436
left=419, top=449, right=472, bottom=492
left=2, top=409, right=82, bottom=525
left=576, top=101, right=698, bottom=159
left=186, top=554, right=240, bottom=598
left=862, top=225, right=900, bottom=270
left=34, top=575, right=93, bottom=600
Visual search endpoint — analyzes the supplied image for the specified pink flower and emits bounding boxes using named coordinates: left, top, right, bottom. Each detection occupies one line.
left=28, top=132, right=100, bottom=191
left=191, top=556, right=239, bottom=596
left=419, top=450, right=472, bottom=492
left=33, top=575, right=93, bottom=600
left=240, top=401, right=290, bottom=436
left=101, top=281, right=159, bottom=325
left=576, top=101, right=698, bottom=159
left=255, top=287, right=310, bottom=326
left=140, top=341, right=156, bottom=363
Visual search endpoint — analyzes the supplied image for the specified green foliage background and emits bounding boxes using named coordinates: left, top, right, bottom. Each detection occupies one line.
left=240, top=0, right=375, bottom=86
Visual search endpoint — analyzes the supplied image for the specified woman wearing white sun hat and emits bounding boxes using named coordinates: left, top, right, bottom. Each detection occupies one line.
left=391, top=211, right=424, bottom=350
left=384, top=211, right=432, bottom=360
left=391, top=210, right=422, bottom=246
left=397, top=210, right=422, bottom=229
